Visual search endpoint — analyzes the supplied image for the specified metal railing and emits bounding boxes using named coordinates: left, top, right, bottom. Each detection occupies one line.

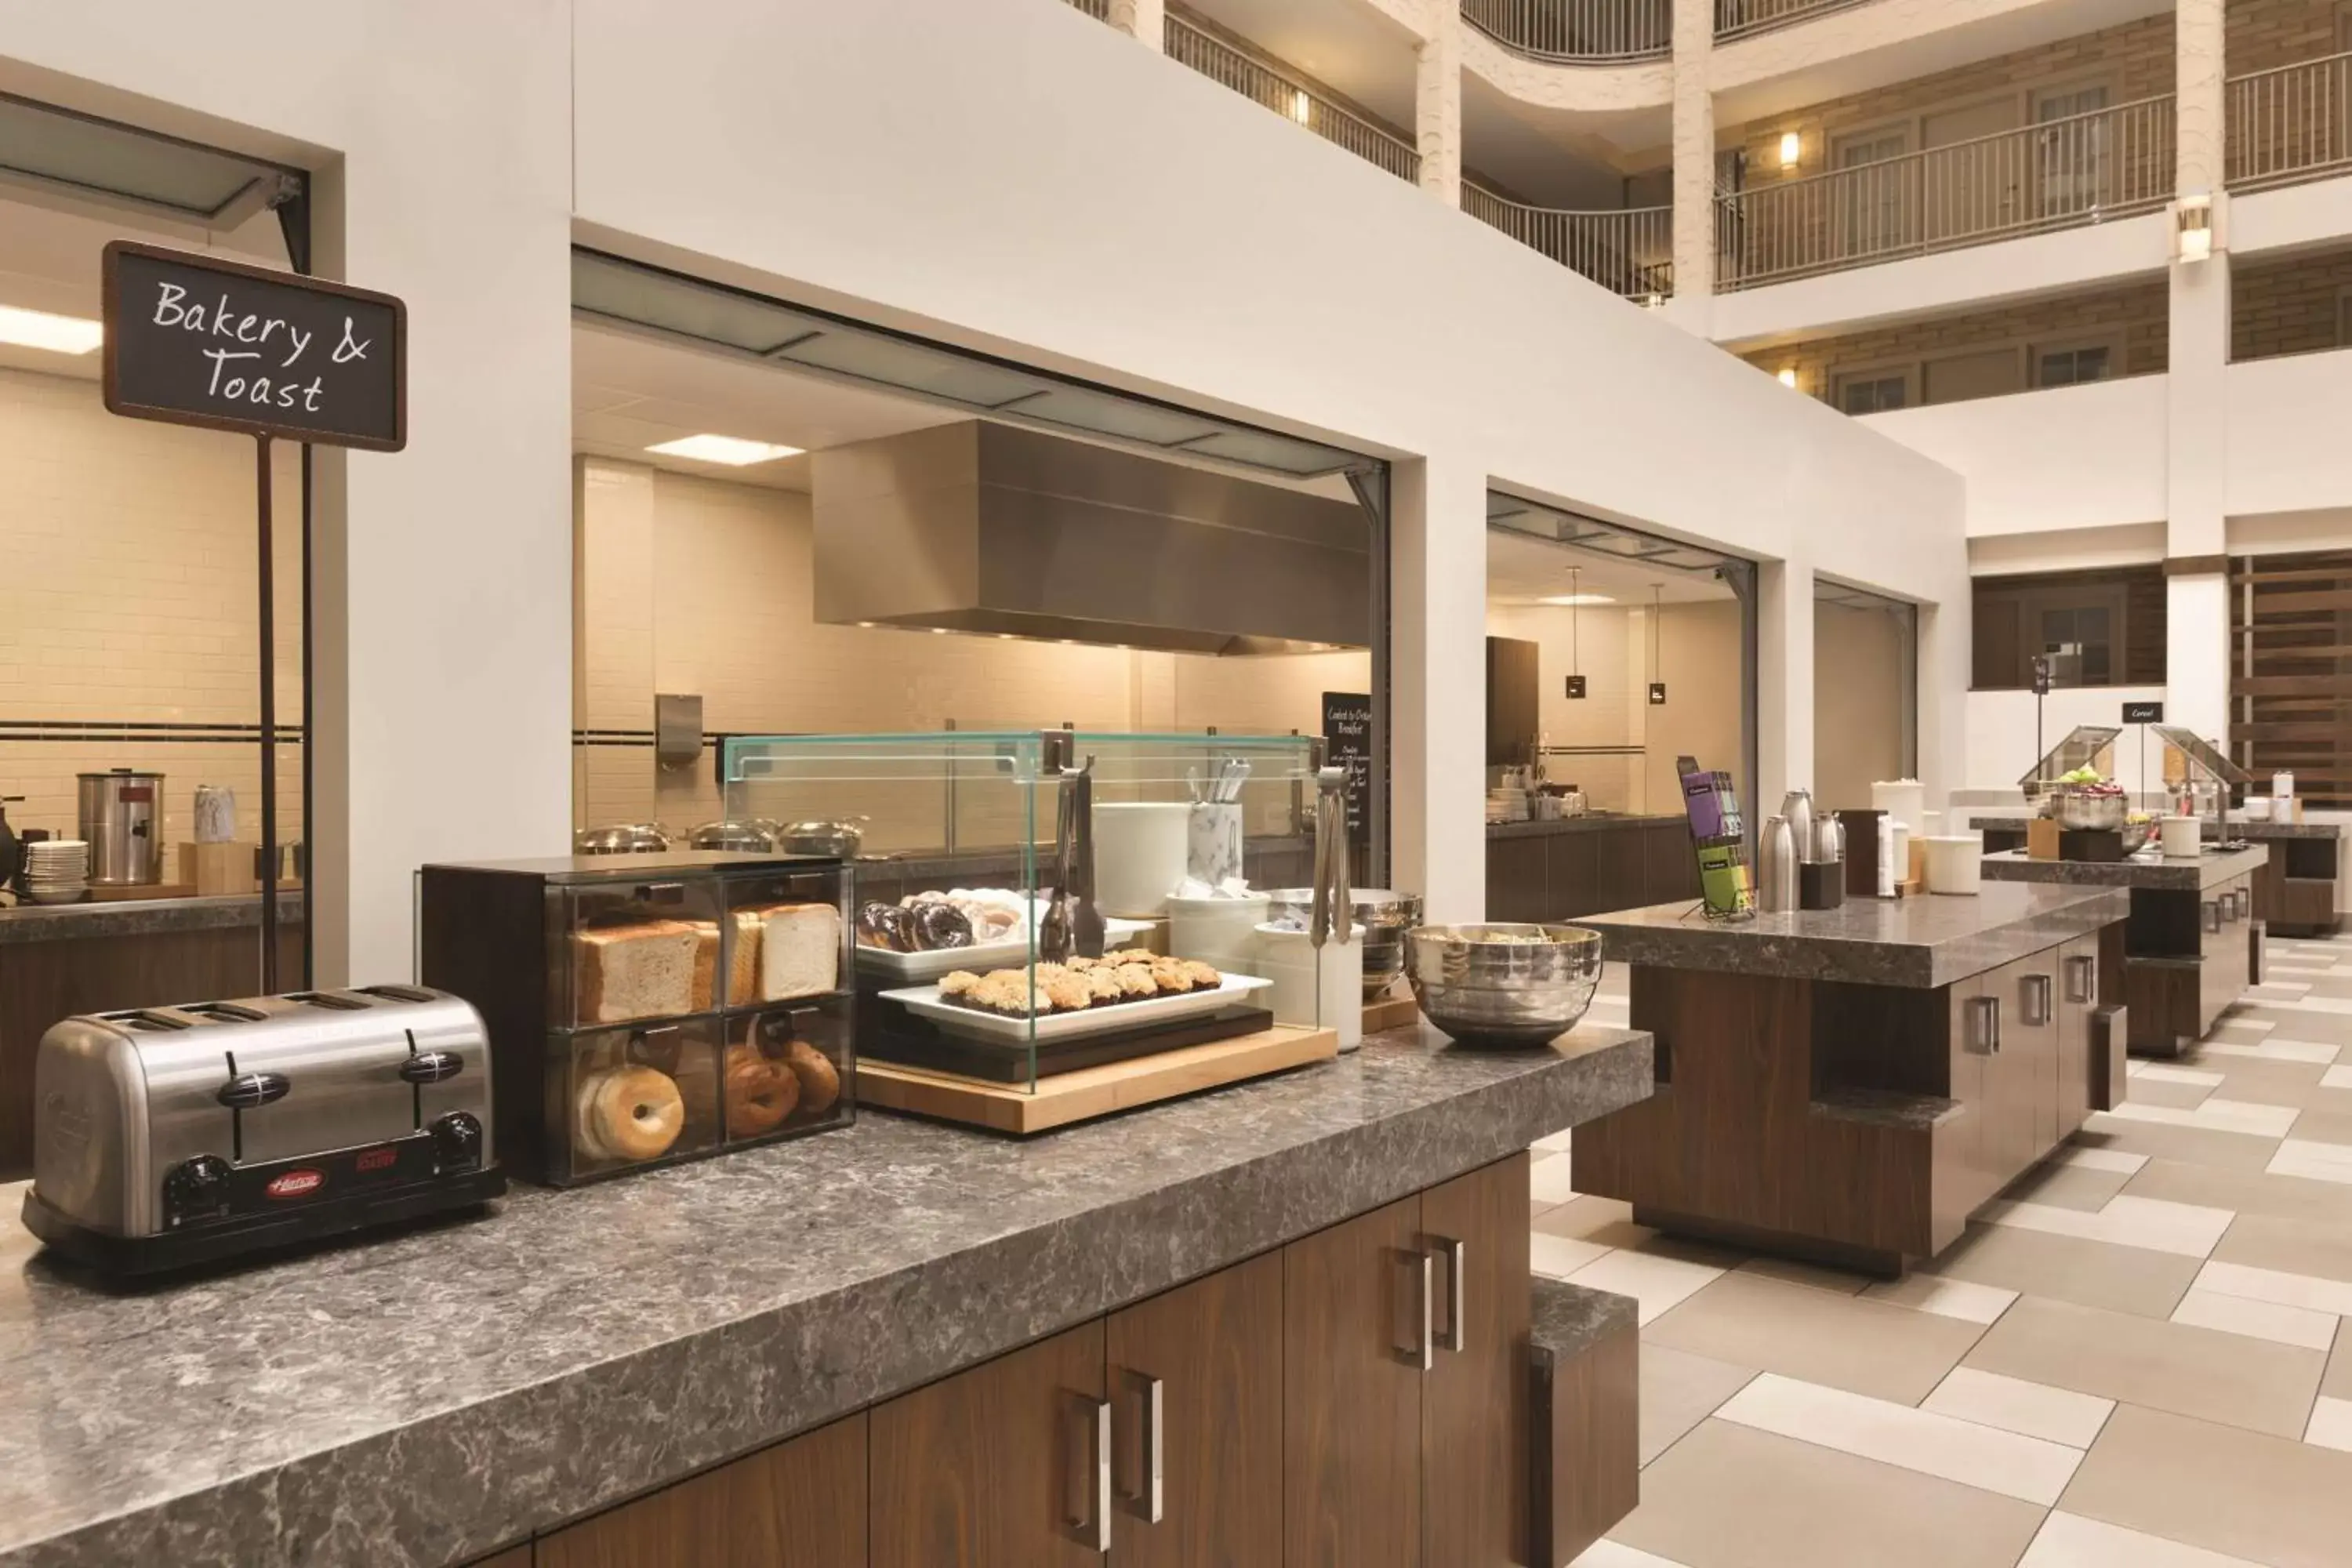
left=1719, top=95, right=2174, bottom=289
left=1465, top=182, right=1674, bottom=298
left=1715, top=0, right=1879, bottom=42
left=1064, top=0, right=1109, bottom=17
left=1164, top=13, right=1422, bottom=183
left=2227, top=49, right=2352, bottom=191
left=1461, top=0, right=1671, bottom=63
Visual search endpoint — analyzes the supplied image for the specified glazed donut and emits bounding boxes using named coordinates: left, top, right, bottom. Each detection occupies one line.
left=857, top=902, right=912, bottom=952
left=590, top=1064, right=686, bottom=1161
left=910, top=902, right=974, bottom=951
left=724, top=1043, right=799, bottom=1137
left=782, top=1038, right=842, bottom=1116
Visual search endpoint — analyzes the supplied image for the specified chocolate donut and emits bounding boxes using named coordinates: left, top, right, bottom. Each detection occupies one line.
left=724, top=1042, right=798, bottom=1137
left=910, top=902, right=974, bottom=951
left=857, top=901, right=913, bottom=952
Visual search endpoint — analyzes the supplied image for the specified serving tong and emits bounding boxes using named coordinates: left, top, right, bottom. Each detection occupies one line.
left=1040, top=757, right=1105, bottom=964
left=1308, top=764, right=1352, bottom=951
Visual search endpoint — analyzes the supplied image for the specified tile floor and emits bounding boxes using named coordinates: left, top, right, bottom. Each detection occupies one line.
left=1552, top=938, right=2352, bottom=1568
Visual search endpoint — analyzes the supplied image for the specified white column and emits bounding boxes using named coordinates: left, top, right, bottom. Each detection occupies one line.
left=1756, top=558, right=1812, bottom=812
left=1109, top=0, right=1164, bottom=53
left=1389, top=456, right=1488, bottom=921
left=2166, top=0, right=2230, bottom=744
left=1416, top=13, right=1462, bottom=207
left=1664, top=0, right=1715, bottom=330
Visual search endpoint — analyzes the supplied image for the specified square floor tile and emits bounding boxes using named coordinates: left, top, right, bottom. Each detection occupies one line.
left=1966, top=1294, right=2325, bottom=1439
left=1566, top=1247, right=1724, bottom=1327
left=2169, top=1286, right=2340, bottom=1350
left=1715, top=1372, right=2083, bottom=1504
left=2325, top=1325, right=2352, bottom=1401
left=2061, top=1400, right=2352, bottom=1567
left=1978, top=1195, right=2235, bottom=1260
left=1922, top=1366, right=2114, bottom=1448
left=2325, top=1065, right=2352, bottom=1091
left=2201, top=1036, right=2338, bottom=1065
left=1645, top=1270, right=1987, bottom=1405
left=1536, top=1195, right=1653, bottom=1248
left=2121, top=1077, right=2223, bottom=1111
left=2282, top=1105, right=2352, bottom=1146
left=2058, top=1146, right=2148, bottom=1175
left=2194, top=1258, right=2352, bottom=1316
left=1911, top=1221, right=2201, bottom=1319
left=1573, top=1544, right=1691, bottom=1568
left=2019, top=1510, right=2274, bottom=1568
left=1534, top=1127, right=1577, bottom=1153
left=2307, top=1394, right=2352, bottom=1453
left=1612, top=1417, right=2045, bottom=1568
left=2124, top=1156, right=2352, bottom=1226
left=1998, top=1161, right=2135, bottom=1214
left=1734, top=1254, right=1870, bottom=1295
left=2093, top=1100, right=2301, bottom=1139
left=2065, top=1120, right=2284, bottom=1174
left=2210, top=1209, right=2352, bottom=1285
left=1859, top=1272, right=2019, bottom=1326
left=1639, top=1342, right=1756, bottom=1467
left=2134, top=1062, right=2227, bottom=1089
left=2267, top=1139, right=2352, bottom=1184
left=1532, top=1232, right=1613, bottom=1280
left=1531, top=1153, right=1582, bottom=1206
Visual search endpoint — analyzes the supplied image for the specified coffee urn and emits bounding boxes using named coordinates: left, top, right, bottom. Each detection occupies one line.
left=78, top=769, right=163, bottom=887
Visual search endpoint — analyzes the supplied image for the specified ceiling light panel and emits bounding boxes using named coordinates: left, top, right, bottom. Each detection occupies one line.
left=646, top=434, right=804, bottom=466
left=572, top=252, right=826, bottom=354
left=0, top=303, right=101, bottom=354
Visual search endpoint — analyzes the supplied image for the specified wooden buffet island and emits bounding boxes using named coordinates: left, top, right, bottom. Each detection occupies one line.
left=1981, top=844, right=2268, bottom=1059
left=1570, top=884, right=2132, bottom=1276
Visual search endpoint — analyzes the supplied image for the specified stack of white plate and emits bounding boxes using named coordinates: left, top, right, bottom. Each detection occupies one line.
left=1485, top=789, right=1530, bottom=825
left=24, top=839, right=91, bottom=905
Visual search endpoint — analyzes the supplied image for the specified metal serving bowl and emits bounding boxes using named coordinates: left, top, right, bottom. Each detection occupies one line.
left=688, top=819, right=782, bottom=853
left=2120, top=818, right=2156, bottom=855
left=1265, top=887, right=1427, bottom=999
left=2045, top=789, right=2128, bottom=832
left=1403, top=924, right=1604, bottom=1048
left=575, top=822, right=673, bottom=855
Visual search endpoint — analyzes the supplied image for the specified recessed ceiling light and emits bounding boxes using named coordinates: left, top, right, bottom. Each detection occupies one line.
left=1539, top=593, right=1616, bottom=607
left=0, top=304, right=102, bottom=355
left=931, top=627, right=949, bottom=635
left=645, top=433, right=803, bottom=466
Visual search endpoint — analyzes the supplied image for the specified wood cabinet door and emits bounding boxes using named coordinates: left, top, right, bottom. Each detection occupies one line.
left=870, top=1322, right=1109, bottom=1568
left=1285, top=1196, right=1425, bottom=1568
left=1999, top=954, right=2060, bottom=1174
left=1595, top=828, right=1649, bottom=916
left=1943, top=974, right=1998, bottom=1221
left=1107, top=1250, right=1284, bottom=1568
left=1421, top=1154, right=1532, bottom=1568
left=537, top=1413, right=866, bottom=1568
left=2056, top=935, right=2098, bottom=1138
left=1547, top=829, right=1599, bottom=920
left=1645, top=822, right=1699, bottom=905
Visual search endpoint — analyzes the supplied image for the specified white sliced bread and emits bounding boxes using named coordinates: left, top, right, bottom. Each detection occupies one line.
left=574, top=920, right=701, bottom=1023
left=689, top=922, right=720, bottom=1013
left=760, top=903, right=841, bottom=1001
left=728, top=909, right=764, bottom=1007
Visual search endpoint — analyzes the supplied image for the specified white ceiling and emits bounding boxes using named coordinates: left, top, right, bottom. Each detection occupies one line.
left=1176, top=0, right=1421, bottom=132
left=1461, top=71, right=1668, bottom=198
left=0, top=183, right=286, bottom=381
left=1487, top=524, right=1735, bottom=605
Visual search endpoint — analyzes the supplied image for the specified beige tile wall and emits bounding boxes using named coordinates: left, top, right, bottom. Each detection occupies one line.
left=2234, top=245, right=2352, bottom=361
left=0, top=367, right=305, bottom=880
left=573, top=459, right=1371, bottom=844
left=1741, top=281, right=2171, bottom=401
left=2226, top=0, right=2352, bottom=78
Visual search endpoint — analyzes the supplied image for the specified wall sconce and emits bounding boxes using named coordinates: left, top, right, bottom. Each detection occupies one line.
left=2175, top=194, right=2213, bottom=263
left=1289, top=89, right=1312, bottom=125
left=1777, top=368, right=1798, bottom=389
left=1779, top=131, right=1802, bottom=169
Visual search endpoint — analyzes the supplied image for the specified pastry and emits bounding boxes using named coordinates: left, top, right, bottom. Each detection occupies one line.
left=723, top=1043, right=798, bottom=1137
left=857, top=902, right=912, bottom=952
left=1083, top=967, right=1124, bottom=1006
left=967, top=971, right=1052, bottom=1016
left=572, top=921, right=702, bottom=1024
left=1040, top=971, right=1094, bottom=1012
left=760, top=904, right=842, bottom=1000
left=1178, top=959, right=1221, bottom=989
left=583, top=1064, right=686, bottom=1162
left=782, top=1038, right=841, bottom=1116
left=910, top=902, right=974, bottom=951
left=940, top=969, right=982, bottom=997
left=1112, top=961, right=1159, bottom=998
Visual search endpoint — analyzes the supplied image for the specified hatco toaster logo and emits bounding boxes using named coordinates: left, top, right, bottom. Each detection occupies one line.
left=266, top=1169, right=325, bottom=1200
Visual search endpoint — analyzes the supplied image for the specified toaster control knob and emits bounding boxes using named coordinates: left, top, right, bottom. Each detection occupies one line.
left=162, top=1155, right=233, bottom=1226
left=216, top=1072, right=290, bottom=1110
left=430, top=1112, right=484, bottom=1172
left=399, top=1051, right=463, bottom=1086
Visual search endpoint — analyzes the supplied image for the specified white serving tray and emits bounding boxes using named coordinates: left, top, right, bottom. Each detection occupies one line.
left=855, top=917, right=1151, bottom=983
left=880, top=971, right=1272, bottom=1043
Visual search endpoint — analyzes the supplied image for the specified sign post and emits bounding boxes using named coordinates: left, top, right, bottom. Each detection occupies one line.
left=101, top=241, right=406, bottom=991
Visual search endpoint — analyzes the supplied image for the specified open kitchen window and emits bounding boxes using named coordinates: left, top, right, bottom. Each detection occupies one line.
left=1972, top=566, right=2164, bottom=690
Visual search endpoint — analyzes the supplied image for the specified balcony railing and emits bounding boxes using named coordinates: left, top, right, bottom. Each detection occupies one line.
left=1461, top=0, right=1671, bottom=64
left=1064, top=0, right=1109, bottom=17
left=1719, top=95, right=2174, bottom=289
left=1715, top=0, right=1878, bottom=43
left=1465, top=182, right=1674, bottom=298
left=1164, top=13, right=1422, bottom=183
left=2227, top=49, right=2352, bottom=192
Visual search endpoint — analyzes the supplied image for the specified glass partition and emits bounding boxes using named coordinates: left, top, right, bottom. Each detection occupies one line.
left=719, top=730, right=1329, bottom=1094
left=1813, top=579, right=1920, bottom=813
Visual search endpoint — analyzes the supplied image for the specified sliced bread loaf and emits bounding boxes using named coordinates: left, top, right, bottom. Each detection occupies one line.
left=760, top=903, right=841, bottom=1001
left=574, top=920, right=701, bottom=1023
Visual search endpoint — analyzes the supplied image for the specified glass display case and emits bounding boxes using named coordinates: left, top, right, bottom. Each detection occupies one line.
left=419, top=851, right=854, bottom=1186
left=2019, top=724, right=2121, bottom=800
left=2151, top=724, right=2255, bottom=821
left=720, top=731, right=1345, bottom=1095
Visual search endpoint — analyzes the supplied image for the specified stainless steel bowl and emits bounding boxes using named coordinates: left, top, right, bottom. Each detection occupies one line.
left=575, top=822, right=673, bottom=855
left=2045, top=789, right=2128, bottom=832
left=777, top=818, right=866, bottom=857
left=688, top=819, right=780, bottom=853
left=2119, top=818, right=2156, bottom=855
left=1403, top=924, right=1604, bottom=1048
left=1263, top=887, right=1427, bottom=999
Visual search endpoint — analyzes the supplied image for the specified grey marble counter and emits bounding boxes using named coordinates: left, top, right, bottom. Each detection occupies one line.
left=0, top=891, right=305, bottom=946
left=0, top=1020, right=1650, bottom=1568
left=1572, top=882, right=2129, bottom=989
left=1486, top=814, right=1682, bottom=841
left=1981, top=844, right=2268, bottom=892
left=1530, top=1275, right=1636, bottom=1360
left=1970, top=815, right=2340, bottom=842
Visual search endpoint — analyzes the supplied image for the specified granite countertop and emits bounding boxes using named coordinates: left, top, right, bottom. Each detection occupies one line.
left=1980, top=843, right=2268, bottom=891
left=1969, top=815, right=2342, bottom=842
left=1531, top=1274, right=1637, bottom=1360
left=0, top=1021, right=1651, bottom=1568
left=0, top=892, right=306, bottom=946
left=1486, top=814, right=1683, bottom=840
left=1571, top=882, right=2129, bottom=988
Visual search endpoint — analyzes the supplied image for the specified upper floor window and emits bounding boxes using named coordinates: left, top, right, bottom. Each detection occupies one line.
left=1835, top=371, right=1911, bottom=415
left=2035, top=343, right=2114, bottom=387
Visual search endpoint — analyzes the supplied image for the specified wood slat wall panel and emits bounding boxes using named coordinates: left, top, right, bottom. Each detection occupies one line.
left=2234, top=550, right=2352, bottom=808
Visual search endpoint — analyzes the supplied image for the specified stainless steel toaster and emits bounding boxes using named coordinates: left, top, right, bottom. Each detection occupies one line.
left=23, top=985, right=505, bottom=1275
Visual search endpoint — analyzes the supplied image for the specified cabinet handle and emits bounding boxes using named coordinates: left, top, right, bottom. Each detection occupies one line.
left=2023, top=974, right=2053, bottom=1028
left=2205, top=899, right=2223, bottom=934
left=1967, top=995, right=2000, bottom=1054
left=2064, top=953, right=2097, bottom=1006
left=1067, top=1396, right=1111, bottom=1552
left=1118, top=1370, right=1163, bottom=1525
left=1399, top=1248, right=1435, bottom=1371
left=1430, top=1236, right=1468, bottom=1355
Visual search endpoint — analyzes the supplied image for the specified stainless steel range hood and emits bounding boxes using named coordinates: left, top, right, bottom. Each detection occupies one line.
left=812, top=423, right=1370, bottom=655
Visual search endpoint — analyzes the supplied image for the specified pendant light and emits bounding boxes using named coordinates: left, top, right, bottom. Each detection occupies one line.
left=1565, top=567, right=1588, bottom=700
left=1648, top=585, right=1668, bottom=706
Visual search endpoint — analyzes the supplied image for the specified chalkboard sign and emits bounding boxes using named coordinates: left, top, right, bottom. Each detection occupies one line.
left=1321, top=691, right=1372, bottom=852
left=2122, top=700, right=2164, bottom=724
left=102, top=240, right=405, bottom=451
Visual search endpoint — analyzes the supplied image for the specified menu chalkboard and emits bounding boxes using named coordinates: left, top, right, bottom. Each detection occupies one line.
left=1321, top=691, right=1372, bottom=852
left=102, top=240, right=405, bottom=451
